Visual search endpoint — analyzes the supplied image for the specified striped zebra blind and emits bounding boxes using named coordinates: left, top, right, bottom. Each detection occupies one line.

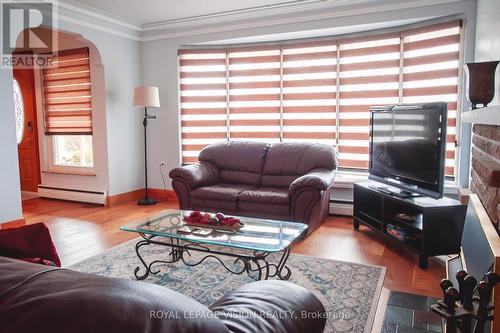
left=228, top=46, right=281, bottom=141
left=42, top=48, right=93, bottom=135
left=178, top=20, right=462, bottom=178
left=402, top=21, right=461, bottom=177
left=282, top=41, right=337, bottom=145
left=179, top=49, right=227, bottom=163
left=338, top=33, right=401, bottom=169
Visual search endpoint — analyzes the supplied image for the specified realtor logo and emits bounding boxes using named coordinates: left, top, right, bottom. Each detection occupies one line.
left=1, top=1, right=58, bottom=68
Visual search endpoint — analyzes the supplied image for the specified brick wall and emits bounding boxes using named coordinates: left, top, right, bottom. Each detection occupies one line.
left=470, top=124, right=500, bottom=232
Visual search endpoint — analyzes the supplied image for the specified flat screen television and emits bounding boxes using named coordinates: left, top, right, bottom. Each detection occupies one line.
left=369, top=102, right=447, bottom=199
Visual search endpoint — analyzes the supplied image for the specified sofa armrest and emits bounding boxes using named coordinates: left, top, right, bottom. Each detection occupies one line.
left=289, top=169, right=335, bottom=196
left=169, top=162, right=219, bottom=189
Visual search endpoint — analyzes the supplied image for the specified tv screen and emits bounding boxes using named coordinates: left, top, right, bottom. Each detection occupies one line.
left=369, top=102, right=447, bottom=198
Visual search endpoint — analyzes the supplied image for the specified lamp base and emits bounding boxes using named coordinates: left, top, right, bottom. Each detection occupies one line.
left=138, top=196, right=156, bottom=206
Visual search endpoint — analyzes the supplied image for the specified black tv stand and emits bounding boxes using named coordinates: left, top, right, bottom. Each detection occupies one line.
left=354, top=181, right=466, bottom=269
left=375, top=186, right=421, bottom=199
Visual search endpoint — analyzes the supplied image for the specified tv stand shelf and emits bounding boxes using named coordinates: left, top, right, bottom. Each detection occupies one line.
left=353, top=181, right=467, bottom=269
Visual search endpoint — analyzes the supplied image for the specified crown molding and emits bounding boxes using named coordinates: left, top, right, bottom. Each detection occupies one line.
left=141, top=0, right=349, bottom=30
left=55, top=1, right=142, bottom=31
left=56, top=11, right=142, bottom=41
left=50, top=0, right=469, bottom=42
left=141, top=0, right=468, bottom=41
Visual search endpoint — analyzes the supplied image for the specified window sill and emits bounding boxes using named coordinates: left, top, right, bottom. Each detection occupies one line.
left=333, top=170, right=369, bottom=188
left=333, top=170, right=459, bottom=195
left=42, top=169, right=97, bottom=176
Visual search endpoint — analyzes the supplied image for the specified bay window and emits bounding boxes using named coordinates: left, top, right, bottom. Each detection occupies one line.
left=179, top=20, right=462, bottom=179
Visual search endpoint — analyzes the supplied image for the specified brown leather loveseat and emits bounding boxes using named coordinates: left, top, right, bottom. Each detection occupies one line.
left=170, top=141, right=338, bottom=234
left=0, top=256, right=327, bottom=333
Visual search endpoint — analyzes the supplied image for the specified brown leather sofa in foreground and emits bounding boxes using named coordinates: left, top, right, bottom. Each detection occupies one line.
left=0, top=256, right=326, bottom=333
left=170, top=141, right=338, bottom=234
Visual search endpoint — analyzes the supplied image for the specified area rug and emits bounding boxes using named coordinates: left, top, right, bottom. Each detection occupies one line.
left=70, top=238, right=386, bottom=333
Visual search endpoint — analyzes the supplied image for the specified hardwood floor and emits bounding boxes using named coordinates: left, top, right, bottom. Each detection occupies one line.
left=21, top=197, right=445, bottom=298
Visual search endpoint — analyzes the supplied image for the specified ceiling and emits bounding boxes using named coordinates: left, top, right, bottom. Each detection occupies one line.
left=60, top=0, right=333, bottom=27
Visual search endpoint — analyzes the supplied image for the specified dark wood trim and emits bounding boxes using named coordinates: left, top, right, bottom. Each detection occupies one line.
left=106, top=188, right=177, bottom=207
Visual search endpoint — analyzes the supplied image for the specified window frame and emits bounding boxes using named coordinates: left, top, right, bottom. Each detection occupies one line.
left=38, top=47, right=96, bottom=175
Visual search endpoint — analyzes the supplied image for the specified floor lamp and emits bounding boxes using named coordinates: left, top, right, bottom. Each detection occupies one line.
left=133, top=86, right=160, bottom=205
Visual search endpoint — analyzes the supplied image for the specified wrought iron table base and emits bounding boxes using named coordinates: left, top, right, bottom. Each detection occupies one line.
left=133, top=233, right=292, bottom=281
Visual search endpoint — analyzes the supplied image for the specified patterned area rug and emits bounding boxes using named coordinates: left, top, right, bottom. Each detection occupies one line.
left=70, top=238, right=386, bottom=333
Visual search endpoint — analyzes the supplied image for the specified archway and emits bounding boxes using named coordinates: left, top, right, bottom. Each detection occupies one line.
left=12, top=27, right=109, bottom=203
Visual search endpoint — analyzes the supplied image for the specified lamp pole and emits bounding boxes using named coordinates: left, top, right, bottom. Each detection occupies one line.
left=138, top=106, right=156, bottom=205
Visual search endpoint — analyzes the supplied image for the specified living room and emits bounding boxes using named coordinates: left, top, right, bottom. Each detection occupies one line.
left=1, top=0, right=499, bottom=332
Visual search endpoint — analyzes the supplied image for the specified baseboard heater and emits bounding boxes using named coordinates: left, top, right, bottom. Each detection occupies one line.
left=329, top=200, right=353, bottom=216
left=38, top=186, right=107, bottom=205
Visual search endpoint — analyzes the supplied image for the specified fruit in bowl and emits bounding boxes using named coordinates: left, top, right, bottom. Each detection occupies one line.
left=183, top=211, right=243, bottom=229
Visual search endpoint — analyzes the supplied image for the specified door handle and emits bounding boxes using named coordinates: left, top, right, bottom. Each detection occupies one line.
left=27, top=121, right=33, bottom=133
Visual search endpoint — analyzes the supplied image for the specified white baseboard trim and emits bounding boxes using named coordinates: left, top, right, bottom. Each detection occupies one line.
left=38, top=186, right=107, bottom=205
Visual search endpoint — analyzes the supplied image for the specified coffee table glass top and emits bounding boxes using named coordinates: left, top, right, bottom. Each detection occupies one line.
left=120, top=210, right=307, bottom=252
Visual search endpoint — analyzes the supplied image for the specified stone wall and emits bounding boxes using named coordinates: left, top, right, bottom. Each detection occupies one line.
left=470, top=124, right=500, bottom=232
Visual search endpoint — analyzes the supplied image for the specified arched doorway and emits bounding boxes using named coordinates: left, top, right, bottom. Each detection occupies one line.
left=12, top=27, right=109, bottom=204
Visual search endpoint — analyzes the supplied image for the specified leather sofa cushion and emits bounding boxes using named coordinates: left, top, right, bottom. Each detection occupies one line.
left=220, top=170, right=261, bottom=186
left=191, top=198, right=238, bottom=213
left=199, top=141, right=269, bottom=173
left=239, top=202, right=289, bottom=217
left=261, top=174, right=298, bottom=188
left=238, top=187, right=290, bottom=205
left=263, top=142, right=338, bottom=176
left=191, top=183, right=255, bottom=201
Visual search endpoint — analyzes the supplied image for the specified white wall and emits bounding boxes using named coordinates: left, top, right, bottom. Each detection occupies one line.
left=475, top=0, right=500, bottom=104
left=54, top=19, right=144, bottom=196
left=0, top=69, right=23, bottom=223
left=141, top=0, right=477, bottom=190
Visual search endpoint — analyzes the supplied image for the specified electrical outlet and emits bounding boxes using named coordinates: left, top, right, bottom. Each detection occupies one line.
left=160, top=161, right=167, bottom=168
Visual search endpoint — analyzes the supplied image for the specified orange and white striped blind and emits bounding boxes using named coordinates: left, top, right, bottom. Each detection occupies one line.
left=228, top=46, right=282, bottom=142
left=402, top=21, right=461, bottom=177
left=42, top=48, right=93, bottom=135
left=338, top=33, right=401, bottom=169
left=179, top=49, right=227, bottom=164
left=178, top=20, right=462, bottom=178
left=282, top=41, right=337, bottom=145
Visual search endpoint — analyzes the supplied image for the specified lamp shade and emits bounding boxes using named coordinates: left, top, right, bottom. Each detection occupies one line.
left=133, top=86, right=160, bottom=107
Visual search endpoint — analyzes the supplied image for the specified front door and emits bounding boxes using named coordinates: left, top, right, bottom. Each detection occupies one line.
left=13, top=64, right=40, bottom=193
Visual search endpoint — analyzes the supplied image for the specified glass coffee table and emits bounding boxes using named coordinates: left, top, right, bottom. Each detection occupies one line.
left=120, top=210, right=307, bottom=281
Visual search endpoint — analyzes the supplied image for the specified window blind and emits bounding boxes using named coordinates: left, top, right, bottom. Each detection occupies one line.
left=402, top=21, right=461, bottom=177
left=42, top=48, right=93, bottom=135
left=228, top=46, right=281, bottom=142
left=338, top=33, right=401, bottom=169
left=282, top=41, right=337, bottom=145
left=179, top=48, right=227, bottom=163
left=178, top=20, right=462, bottom=178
